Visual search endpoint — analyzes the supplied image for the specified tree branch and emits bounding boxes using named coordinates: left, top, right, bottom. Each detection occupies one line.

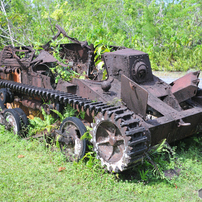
left=0, top=34, right=25, bottom=46
left=0, top=0, right=14, bottom=46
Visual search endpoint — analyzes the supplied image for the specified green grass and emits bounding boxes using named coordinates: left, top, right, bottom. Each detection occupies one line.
left=0, top=125, right=202, bottom=202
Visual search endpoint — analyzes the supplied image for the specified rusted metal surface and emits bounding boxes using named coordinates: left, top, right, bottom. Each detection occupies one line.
left=121, top=74, right=148, bottom=118
left=103, top=49, right=153, bottom=83
left=170, top=71, right=200, bottom=103
left=1, top=25, right=202, bottom=172
left=0, top=25, right=95, bottom=90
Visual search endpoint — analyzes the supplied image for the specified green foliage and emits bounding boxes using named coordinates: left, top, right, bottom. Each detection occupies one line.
left=52, top=65, right=78, bottom=83
left=94, top=40, right=111, bottom=66
left=81, top=125, right=93, bottom=141
left=136, top=139, right=177, bottom=184
left=139, top=169, right=149, bottom=181
left=51, top=104, right=84, bottom=122
left=81, top=151, right=100, bottom=170
left=79, top=125, right=100, bottom=170
left=78, top=110, right=86, bottom=119
left=93, top=40, right=112, bottom=80
left=107, top=97, right=122, bottom=106
left=29, top=107, right=56, bottom=135
left=0, top=0, right=201, bottom=71
left=49, top=45, right=79, bottom=83
left=55, top=134, right=61, bottom=149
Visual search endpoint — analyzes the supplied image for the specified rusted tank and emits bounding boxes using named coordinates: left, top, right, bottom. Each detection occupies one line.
left=0, top=25, right=201, bottom=172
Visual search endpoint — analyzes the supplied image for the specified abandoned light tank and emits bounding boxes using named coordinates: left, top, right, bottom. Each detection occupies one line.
left=0, top=25, right=201, bottom=172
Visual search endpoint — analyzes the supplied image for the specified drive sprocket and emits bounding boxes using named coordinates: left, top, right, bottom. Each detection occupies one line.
left=91, top=110, right=149, bottom=172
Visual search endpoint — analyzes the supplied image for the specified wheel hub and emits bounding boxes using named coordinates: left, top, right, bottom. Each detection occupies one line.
left=109, top=136, right=117, bottom=146
left=59, top=133, right=74, bottom=146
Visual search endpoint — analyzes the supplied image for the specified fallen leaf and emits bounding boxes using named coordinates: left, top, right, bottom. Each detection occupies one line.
left=18, top=155, right=25, bottom=158
left=58, top=167, right=66, bottom=172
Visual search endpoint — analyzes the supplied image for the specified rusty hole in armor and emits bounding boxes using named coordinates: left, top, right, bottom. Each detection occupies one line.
left=132, top=61, right=148, bottom=83
left=96, top=120, right=124, bottom=163
left=32, top=64, right=56, bottom=88
left=16, top=69, right=20, bottom=74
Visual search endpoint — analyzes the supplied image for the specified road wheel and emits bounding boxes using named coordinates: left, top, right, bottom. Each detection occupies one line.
left=0, top=88, right=8, bottom=104
left=3, top=109, right=21, bottom=135
left=13, top=108, right=29, bottom=137
left=58, top=117, right=87, bottom=161
left=0, top=88, right=14, bottom=104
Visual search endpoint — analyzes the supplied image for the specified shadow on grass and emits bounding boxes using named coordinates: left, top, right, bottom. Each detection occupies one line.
left=117, top=133, right=202, bottom=186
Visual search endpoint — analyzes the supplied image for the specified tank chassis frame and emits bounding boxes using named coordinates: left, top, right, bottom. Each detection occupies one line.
left=0, top=25, right=202, bottom=172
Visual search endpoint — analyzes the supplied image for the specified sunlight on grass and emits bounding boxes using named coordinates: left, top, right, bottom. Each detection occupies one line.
left=0, top=125, right=202, bottom=201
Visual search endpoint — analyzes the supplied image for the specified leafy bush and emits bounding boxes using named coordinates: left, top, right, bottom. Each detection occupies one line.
left=0, top=0, right=201, bottom=71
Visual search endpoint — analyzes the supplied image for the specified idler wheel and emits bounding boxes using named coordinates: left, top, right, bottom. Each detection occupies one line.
left=58, top=117, right=87, bottom=161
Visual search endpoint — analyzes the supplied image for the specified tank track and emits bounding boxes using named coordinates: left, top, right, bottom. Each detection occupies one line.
left=0, top=79, right=148, bottom=171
